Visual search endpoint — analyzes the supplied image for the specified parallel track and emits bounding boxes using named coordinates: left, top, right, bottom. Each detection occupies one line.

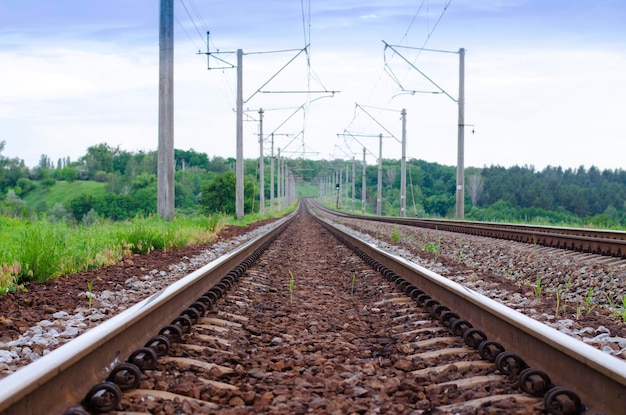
left=313, top=200, right=626, bottom=258
left=0, top=200, right=625, bottom=414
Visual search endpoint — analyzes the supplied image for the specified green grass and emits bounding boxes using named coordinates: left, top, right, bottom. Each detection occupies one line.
left=390, top=225, right=401, bottom=243
left=21, top=180, right=107, bottom=209
left=0, top=197, right=294, bottom=293
left=0, top=214, right=225, bottom=291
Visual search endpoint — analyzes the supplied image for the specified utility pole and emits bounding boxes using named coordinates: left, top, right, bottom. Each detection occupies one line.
left=236, top=49, right=244, bottom=219
left=352, top=156, right=356, bottom=213
left=258, top=108, right=265, bottom=215
left=382, top=42, right=467, bottom=218
left=377, top=133, right=383, bottom=216
left=335, top=171, right=340, bottom=209
left=401, top=108, right=407, bottom=218
left=456, top=48, right=465, bottom=219
left=345, top=163, right=349, bottom=211
left=353, top=104, right=405, bottom=218
left=362, top=147, right=366, bottom=214
left=270, top=133, right=275, bottom=213
left=199, top=39, right=321, bottom=218
left=157, top=0, right=174, bottom=221
left=277, top=148, right=282, bottom=211
left=283, top=158, right=288, bottom=206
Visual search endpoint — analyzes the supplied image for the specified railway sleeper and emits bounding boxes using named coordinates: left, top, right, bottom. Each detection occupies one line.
left=346, top=233, right=586, bottom=415
left=66, top=211, right=587, bottom=415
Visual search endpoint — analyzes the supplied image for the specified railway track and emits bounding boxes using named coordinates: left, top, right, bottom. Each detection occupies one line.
left=313, top=200, right=626, bottom=259
left=1, top=201, right=625, bottom=414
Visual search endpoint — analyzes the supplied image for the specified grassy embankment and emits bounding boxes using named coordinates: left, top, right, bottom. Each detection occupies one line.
left=0, top=214, right=224, bottom=294
left=2, top=180, right=297, bottom=294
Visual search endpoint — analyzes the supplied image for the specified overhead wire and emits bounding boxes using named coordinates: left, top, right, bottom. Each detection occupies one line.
left=175, top=15, right=202, bottom=51
left=340, top=0, right=455, bottom=162
left=187, top=0, right=209, bottom=34
left=178, top=0, right=207, bottom=45
left=393, top=0, right=454, bottom=89
left=398, top=0, right=428, bottom=46
left=300, top=0, right=312, bottom=159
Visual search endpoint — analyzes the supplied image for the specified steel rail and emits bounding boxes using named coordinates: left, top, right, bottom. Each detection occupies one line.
left=0, top=210, right=297, bottom=415
left=307, top=201, right=626, bottom=414
left=312, top=200, right=626, bottom=258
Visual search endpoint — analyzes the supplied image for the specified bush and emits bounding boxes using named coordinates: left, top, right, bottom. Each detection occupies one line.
left=41, top=178, right=56, bottom=188
left=49, top=203, right=68, bottom=223
left=82, top=208, right=100, bottom=227
left=16, top=178, right=36, bottom=194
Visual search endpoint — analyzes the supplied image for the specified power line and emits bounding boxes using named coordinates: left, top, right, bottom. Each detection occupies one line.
left=174, top=15, right=202, bottom=51
left=178, top=0, right=206, bottom=45
left=420, top=0, right=453, bottom=51
left=398, top=0, right=428, bottom=46
left=188, top=0, right=209, bottom=34
left=383, top=0, right=454, bottom=96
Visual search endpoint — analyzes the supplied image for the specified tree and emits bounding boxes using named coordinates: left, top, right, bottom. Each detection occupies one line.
left=0, top=141, right=29, bottom=193
left=201, top=171, right=254, bottom=215
left=466, top=174, right=484, bottom=207
left=81, top=143, right=116, bottom=179
left=69, top=194, right=97, bottom=222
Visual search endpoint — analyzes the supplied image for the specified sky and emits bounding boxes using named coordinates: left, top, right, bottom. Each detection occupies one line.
left=1, top=0, right=625, bottom=172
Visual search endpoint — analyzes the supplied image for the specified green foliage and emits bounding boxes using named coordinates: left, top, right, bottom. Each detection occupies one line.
left=288, top=270, right=295, bottom=304
left=424, top=233, right=442, bottom=262
left=201, top=171, right=255, bottom=215
left=0, top=190, right=27, bottom=218
left=390, top=225, right=401, bottom=243
left=424, top=194, right=455, bottom=217
left=3, top=141, right=626, bottom=226
left=56, top=166, right=78, bottom=182
left=81, top=143, right=116, bottom=179
left=121, top=219, right=171, bottom=254
left=465, top=200, right=582, bottom=226
left=86, top=277, right=100, bottom=308
left=15, top=223, right=69, bottom=282
left=533, top=276, right=543, bottom=301
left=22, top=181, right=107, bottom=214
left=40, top=177, right=56, bottom=188
left=81, top=208, right=100, bottom=227
left=16, top=178, right=35, bottom=195
left=0, top=214, right=225, bottom=291
left=49, top=203, right=68, bottom=223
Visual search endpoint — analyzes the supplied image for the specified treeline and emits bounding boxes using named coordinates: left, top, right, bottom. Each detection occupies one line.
left=1, top=140, right=626, bottom=227
left=351, top=160, right=626, bottom=227
left=0, top=142, right=243, bottom=221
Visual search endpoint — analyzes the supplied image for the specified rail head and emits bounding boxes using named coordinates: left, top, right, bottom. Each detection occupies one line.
left=0, top=210, right=296, bottom=415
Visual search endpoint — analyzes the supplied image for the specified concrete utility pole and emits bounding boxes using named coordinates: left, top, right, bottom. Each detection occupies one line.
left=401, top=108, right=407, bottom=218
left=236, top=49, right=244, bottom=219
left=277, top=148, right=282, bottom=211
left=258, top=108, right=265, bottom=215
left=381, top=42, right=467, bottom=219
left=377, top=133, right=383, bottom=216
left=456, top=48, right=465, bottom=219
left=270, top=133, right=275, bottom=213
left=345, top=163, right=349, bottom=211
left=283, top=160, right=288, bottom=206
left=362, top=147, right=366, bottom=214
left=352, top=156, right=356, bottom=213
left=157, top=0, right=175, bottom=221
left=335, top=171, right=340, bottom=209
left=337, top=167, right=345, bottom=208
